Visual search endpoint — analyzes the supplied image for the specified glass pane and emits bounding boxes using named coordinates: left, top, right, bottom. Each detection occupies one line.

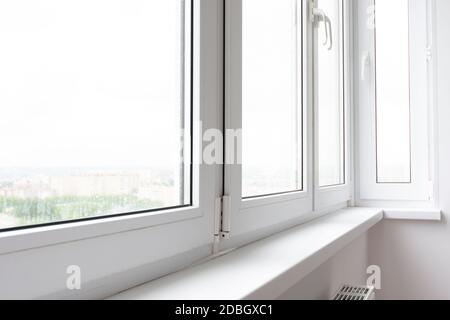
left=0, top=0, right=191, bottom=230
left=375, top=0, right=411, bottom=183
left=317, top=0, right=345, bottom=187
left=242, top=0, right=303, bottom=198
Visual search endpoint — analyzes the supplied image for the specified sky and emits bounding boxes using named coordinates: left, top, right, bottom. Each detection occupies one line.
left=0, top=0, right=184, bottom=169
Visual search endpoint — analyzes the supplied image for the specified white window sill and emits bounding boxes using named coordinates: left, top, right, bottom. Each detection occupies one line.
left=108, top=207, right=384, bottom=300
left=382, top=208, right=441, bottom=221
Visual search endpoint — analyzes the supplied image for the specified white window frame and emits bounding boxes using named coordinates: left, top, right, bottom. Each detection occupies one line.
left=223, top=0, right=352, bottom=245
left=356, top=0, right=436, bottom=205
left=223, top=0, right=313, bottom=242
left=0, top=0, right=223, bottom=299
left=313, top=0, right=353, bottom=211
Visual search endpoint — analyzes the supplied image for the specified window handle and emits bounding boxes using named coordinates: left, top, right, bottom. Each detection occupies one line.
left=311, top=8, right=333, bottom=50
left=312, top=8, right=329, bottom=46
left=361, top=51, right=371, bottom=81
left=325, top=15, right=333, bottom=50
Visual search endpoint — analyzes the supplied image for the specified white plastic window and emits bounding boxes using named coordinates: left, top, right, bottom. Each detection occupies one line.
left=0, top=0, right=192, bottom=231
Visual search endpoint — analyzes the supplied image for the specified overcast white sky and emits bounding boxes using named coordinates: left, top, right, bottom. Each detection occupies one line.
left=0, top=0, right=182, bottom=169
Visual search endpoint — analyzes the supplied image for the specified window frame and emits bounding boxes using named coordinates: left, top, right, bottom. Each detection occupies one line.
left=223, top=0, right=352, bottom=243
left=0, top=0, right=195, bottom=234
left=0, top=0, right=220, bottom=257
left=223, top=0, right=314, bottom=240
left=356, top=0, right=435, bottom=203
left=313, top=0, right=353, bottom=211
left=0, top=0, right=355, bottom=250
left=0, top=0, right=225, bottom=300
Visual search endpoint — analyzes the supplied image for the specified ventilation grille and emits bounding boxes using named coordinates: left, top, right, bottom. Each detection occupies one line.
left=333, top=285, right=375, bottom=300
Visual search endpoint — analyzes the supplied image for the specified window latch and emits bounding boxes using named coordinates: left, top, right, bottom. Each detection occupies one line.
left=311, top=7, right=333, bottom=50
left=361, top=51, right=371, bottom=81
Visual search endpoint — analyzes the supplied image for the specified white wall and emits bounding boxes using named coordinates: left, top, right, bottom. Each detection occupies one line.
left=278, top=234, right=369, bottom=300
left=367, top=0, right=450, bottom=300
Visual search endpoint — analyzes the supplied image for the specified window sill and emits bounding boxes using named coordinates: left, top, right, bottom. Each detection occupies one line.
left=383, top=208, right=441, bottom=221
left=108, top=207, right=383, bottom=300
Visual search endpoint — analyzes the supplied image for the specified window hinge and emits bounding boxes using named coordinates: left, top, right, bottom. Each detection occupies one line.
left=214, top=195, right=231, bottom=243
